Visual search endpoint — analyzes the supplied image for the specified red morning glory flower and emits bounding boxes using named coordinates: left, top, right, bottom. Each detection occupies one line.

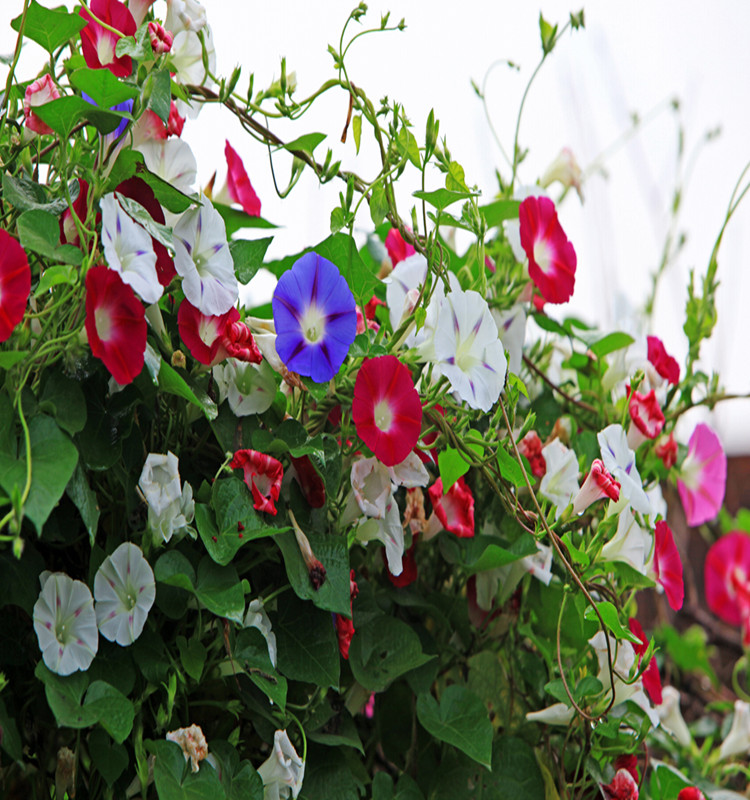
left=0, top=230, right=31, bottom=343
left=177, top=298, right=239, bottom=365
left=85, top=265, right=146, bottom=384
left=653, top=520, right=684, bottom=611
left=677, top=423, right=726, bottom=527
left=225, top=140, right=261, bottom=217
left=352, top=355, right=422, bottom=467
left=627, top=388, right=665, bottom=449
left=428, top=476, right=475, bottom=538
left=647, top=335, right=680, bottom=385
left=628, top=618, right=663, bottom=705
left=79, top=0, right=137, bottom=78
left=705, top=531, right=750, bottom=646
left=571, top=458, right=621, bottom=515
left=518, top=195, right=577, bottom=304
left=231, top=449, right=283, bottom=515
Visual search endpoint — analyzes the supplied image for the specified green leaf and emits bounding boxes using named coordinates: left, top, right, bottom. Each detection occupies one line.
left=230, top=237, right=274, bottom=284
left=117, top=195, right=174, bottom=249
left=531, top=311, right=569, bottom=337
left=369, top=183, right=389, bottom=227
left=397, top=127, right=421, bottom=169
left=584, top=601, right=641, bottom=644
left=497, top=445, right=527, bottom=488
left=314, top=233, right=380, bottom=306
left=349, top=615, right=433, bottom=692
left=479, top=736, right=545, bottom=798
left=352, top=114, right=362, bottom=154
left=274, top=594, right=340, bottom=687
left=148, top=67, right=172, bottom=124
left=69, top=67, right=139, bottom=109
left=66, top=462, right=100, bottom=546
left=539, top=13, right=558, bottom=55
left=33, top=95, right=131, bottom=137
left=437, top=445, right=482, bottom=492
left=41, top=371, right=86, bottom=434
left=149, top=739, right=226, bottom=800
left=158, top=360, right=217, bottom=420
left=589, top=332, right=635, bottom=358
left=412, top=188, right=478, bottom=211
left=17, top=209, right=83, bottom=265
left=214, top=203, right=277, bottom=237
left=445, top=160, right=468, bottom=191
left=330, top=206, right=345, bottom=234
left=177, top=635, right=206, bottom=682
left=480, top=199, right=520, bottom=228
left=11, top=1, right=86, bottom=54
left=275, top=529, right=351, bottom=616
left=281, top=132, right=326, bottom=157
left=89, top=728, right=129, bottom=787
left=416, top=686, right=492, bottom=769
left=0, top=351, right=28, bottom=369
left=2, top=174, right=78, bottom=215
left=34, top=663, right=96, bottom=729
left=455, top=531, right=538, bottom=573
left=155, top=550, right=196, bottom=592
left=0, top=697, right=23, bottom=761
left=139, top=169, right=194, bottom=213
left=194, top=558, right=245, bottom=624
left=84, top=680, right=135, bottom=743
left=656, top=624, right=717, bottom=685
left=299, top=745, right=365, bottom=800
left=36, top=265, right=78, bottom=295
left=0, top=543, right=45, bottom=615
left=0, top=414, right=78, bottom=535
left=234, top=627, right=287, bottom=709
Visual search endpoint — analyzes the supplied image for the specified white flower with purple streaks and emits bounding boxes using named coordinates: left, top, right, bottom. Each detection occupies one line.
left=598, top=423, right=651, bottom=514
left=101, top=193, right=161, bottom=303
left=492, top=305, right=526, bottom=376
left=94, top=543, right=155, bottom=645
left=136, top=138, right=197, bottom=195
left=430, top=289, right=507, bottom=412
left=33, top=573, right=98, bottom=675
left=173, top=196, right=238, bottom=315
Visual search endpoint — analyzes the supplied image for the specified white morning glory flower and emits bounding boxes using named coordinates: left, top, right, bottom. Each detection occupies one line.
left=170, top=28, right=216, bottom=88
left=244, top=598, right=277, bottom=668
left=430, top=288, right=507, bottom=412
left=598, top=423, right=651, bottom=514
left=355, top=495, right=404, bottom=576
left=150, top=482, right=195, bottom=545
left=139, top=451, right=182, bottom=516
left=539, top=439, right=579, bottom=519
left=600, top=506, right=653, bottom=575
left=166, top=0, right=208, bottom=33
left=257, top=730, right=305, bottom=800
left=137, top=138, right=197, bottom=195
left=100, top=193, right=161, bottom=304
left=94, top=542, right=156, bottom=645
left=173, top=196, right=238, bottom=316
left=492, top=305, right=527, bottom=376
left=33, top=573, right=98, bottom=676
left=213, top=358, right=276, bottom=417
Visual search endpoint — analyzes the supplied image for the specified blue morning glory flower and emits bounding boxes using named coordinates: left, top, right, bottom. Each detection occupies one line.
left=272, top=252, right=357, bottom=383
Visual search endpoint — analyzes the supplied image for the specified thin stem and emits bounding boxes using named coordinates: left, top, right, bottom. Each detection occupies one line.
left=0, top=0, right=31, bottom=138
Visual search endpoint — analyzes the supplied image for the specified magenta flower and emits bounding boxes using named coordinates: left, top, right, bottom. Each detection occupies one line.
left=79, top=0, right=136, bottom=78
left=518, top=196, right=577, bottom=304
left=428, top=477, right=475, bottom=538
left=0, top=230, right=31, bottom=343
left=225, top=140, right=261, bottom=216
left=677, top=423, right=726, bottom=526
left=231, top=450, right=284, bottom=515
left=628, top=618, right=663, bottom=705
left=272, top=252, right=356, bottom=383
left=571, top=459, right=620, bottom=515
left=653, top=521, right=684, bottom=611
left=23, top=74, right=60, bottom=135
left=385, top=228, right=416, bottom=266
left=627, top=388, right=665, bottom=449
left=148, top=21, right=174, bottom=54
left=352, top=356, right=422, bottom=467
left=705, top=531, right=750, bottom=646
left=647, top=335, right=679, bottom=385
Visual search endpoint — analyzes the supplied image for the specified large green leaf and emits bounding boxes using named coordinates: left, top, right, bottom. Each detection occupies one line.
left=416, top=686, right=492, bottom=769
left=298, top=744, right=364, bottom=800
left=413, top=188, right=478, bottom=211
left=437, top=445, right=482, bottom=492
left=480, top=199, right=520, bottom=228
left=158, top=360, right=217, bottom=420
left=214, top=203, right=277, bottom=237
left=194, top=558, right=245, bottom=624
left=589, top=332, right=635, bottom=358
left=40, top=371, right=87, bottom=434
left=479, top=737, right=545, bottom=798
left=84, top=680, right=135, bottom=743
left=17, top=209, right=83, bottom=265
left=2, top=174, right=78, bottom=215
left=35, top=663, right=96, bottom=729
left=89, top=728, right=129, bottom=787
left=11, top=1, right=86, bottom=53
left=234, top=627, right=287, bottom=709
left=33, top=96, right=131, bottom=137
left=230, top=237, right=274, bottom=284
left=69, top=67, right=139, bottom=109
left=65, top=462, right=100, bottom=546
left=149, top=740, right=227, bottom=800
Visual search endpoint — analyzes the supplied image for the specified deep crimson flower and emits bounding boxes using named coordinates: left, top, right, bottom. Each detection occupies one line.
left=0, top=230, right=31, bottom=343
left=653, top=521, right=684, bottom=611
left=572, top=459, right=621, bottom=515
left=148, top=21, right=173, bottom=54
left=601, top=769, right=639, bottom=800
left=519, top=431, right=546, bottom=478
left=225, top=140, right=261, bottom=216
left=677, top=423, right=726, bottom=527
left=230, top=450, right=283, bottom=515
left=168, top=101, right=185, bottom=137
left=177, top=299, right=239, bottom=365
left=613, top=755, right=639, bottom=784
left=647, top=335, right=679, bottom=385
left=289, top=454, right=326, bottom=509
left=705, top=531, right=750, bottom=646
left=23, top=74, right=60, bottom=135
left=655, top=433, right=678, bottom=469
left=85, top=265, right=146, bottom=384
left=385, top=228, right=416, bottom=266
left=628, top=389, right=665, bottom=440
left=518, top=196, right=577, bottom=304
left=385, top=536, right=418, bottom=588
left=116, top=177, right=175, bottom=286
left=79, top=0, right=137, bottom=78
left=352, top=356, right=422, bottom=467
left=335, top=570, right=359, bottom=659
left=222, top=319, right=262, bottom=363
left=428, top=476, right=475, bottom=538
left=628, top=618, right=663, bottom=705
left=678, top=789, right=706, bottom=800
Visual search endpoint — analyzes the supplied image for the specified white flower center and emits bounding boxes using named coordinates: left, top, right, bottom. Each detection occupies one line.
left=95, top=307, right=112, bottom=341
left=300, top=304, right=326, bottom=344
left=96, top=32, right=116, bottom=67
left=533, top=239, right=552, bottom=273
left=373, top=399, right=393, bottom=432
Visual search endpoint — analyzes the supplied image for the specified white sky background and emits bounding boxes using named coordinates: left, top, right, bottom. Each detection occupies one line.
left=2, top=1, right=749, bottom=452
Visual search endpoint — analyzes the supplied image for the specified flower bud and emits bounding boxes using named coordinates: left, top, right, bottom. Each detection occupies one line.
left=24, top=74, right=60, bottom=135
left=149, top=21, right=174, bottom=55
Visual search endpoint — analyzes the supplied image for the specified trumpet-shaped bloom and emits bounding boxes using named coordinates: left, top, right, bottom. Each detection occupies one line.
left=173, top=196, right=238, bottom=315
left=257, top=730, right=305, bottom=800
left=244, top=598, right=277, bottom=667
left=137, top=139, right=197, bottom=195
left=355, top=496, right=405, bottom=576
left=653, top=520, right=684, bottom=611
left=677, top=422, right=726, bottom=527
left=601, top=508, right=652, bottom=575
left=657, top=687, right=692, bottom=748
left=647, top=335, right=679, bottom=385
left=539, top=440, right=579, bottom=518
left=428, top=477, right=475, bottom=538
left=231, top=450, right=283, bottom=515
left=149, top=482, right=195, bottom=544
left=718, top=700, right=750, bottom=761
left=85, top=265, right=146, bottom=385
left=169, top=27, right=216, bottom=88
left=272, top=252, right=357, bottom=383
left=23, top=74, right=60, bottom=135
left=598, top=424, right=651, bottom=514
left=213, top=358, right=277, bottom=416
left=705, top=531, right=750, bottom=646
left=0, top=230, right=31, bottom=343
left=572, top=458, right=620, bottom=515
left=518, top=195, right=577, bottom=304
left=178, top=299, right=239, bottom=365
left=225, top=140, right=261, bottom=216
left=79, top=0, right=136, bottom=77
left=33, top=573, right=98, bottom=675
left=352, top=356, right=422, bottom=466
left=539, top=147, right=584, bottom=201
left=492, top=304, right=527, bottom=376
left=431, top=289, right=507, bottom=412
left=101, top=193, right=161, bottom=304
left=94, top=542, right=155, bottom=645
left=139, top=452, right=182, bottom=516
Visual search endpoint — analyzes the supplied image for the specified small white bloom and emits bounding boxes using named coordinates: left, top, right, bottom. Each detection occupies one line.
left=492, top=305, right=526, bottom=376
left=137, top=138, right=197, bottom=196
left=539, top=440, right=579, bottom=518
left=258, top=730, right=305, bottom=800
left=600, top=507, right=653, bottom=575
left=430, top=289, right=507, bottom=412
left=213, top=358, right=276, bottom=416
left=526, top=702, right=575, bottom=726
left=94, top=543, right=156, bottom=645
left=150, top=482, right=195, bottom=544
left=598, top=424, right=651, bottom=514
left=657, top=686, right=692, bottom=747
left=522, top=542, right=554, bottom=585
left=385, top=254, right=427, bottom=342
left=101, top=193, right=161, bottom=304
left=139, top=451, right=182, bottom=516
left=719, top=700, right=750, bottom=761
left=33, top=573, right=98, bottom=675
left=173, top=196, right=238, bottom=316
left=166, top=724, right=208, bottom=773
left=244, top=598, right=277, bottom=667
left=350, top=457, right=392, bottom=519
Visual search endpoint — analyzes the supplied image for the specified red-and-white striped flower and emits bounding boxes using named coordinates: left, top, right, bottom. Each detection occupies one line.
left=655, top=432, right=678, bottom=469
left=225, top=140, right=261, bottom=216
left=571, top=459, right=620, bottom=515
left=231, top=450, right=283, bottom=515
left=148, top=21, right=174, bottom=55
left=428, top=476, right=475, bottom=538
left=0, top=230, right=31, bottom=343
left=23, top=74, right=60, bottom=135
left=627, top=388, right=665, bottom=449
left=85, top=265, right=146, bottom=385
left=79, top=0, right=137, bottom=78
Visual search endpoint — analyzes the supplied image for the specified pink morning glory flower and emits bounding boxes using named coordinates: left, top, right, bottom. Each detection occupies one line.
left=0, top=229, right=31, bottom=343
left=705, top=531, right=750, bottom=647
left=677, top=422, right=727, bottom=526
left=225, top=140, right=261, bottom=216
left=653, top=520, right=684, bottom=611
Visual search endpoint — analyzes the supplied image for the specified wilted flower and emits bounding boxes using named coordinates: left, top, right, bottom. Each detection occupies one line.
left=149, top=482, right=195, bottom=544
left=334, top=570, right=359, bottom=659
left=169, top=27, right=216, bottom=88
left=166, top=0, right=208, bottom=33
left=600, top=768, right=639, bottom=800
left=94, top=542, right=155, bottom=645
left=257, top=730, right=305, bottom=800
left=244, top=598, right=277, bottom=667
left=136, top=138, right=197, bottom=195
left=23, top=73, right=60, bottom=135
left=231, top=450, right=284, bottom=515
left=178, top=299, right=240, bottom=365
left=139, top=452, right=182, bottom=516
left=166, top=724, right=208, bottom=772
left=718, top=700, right=750, bottom=761
left=526, top=702, right=574, bottom=726
left=290, top=511, right=326, bottom=590
left=677, top=790, right=706, bottom=800
left=33, top=573, right=98, bottom=676
left=677, top=422, right=726, bottom=527
left=0, top=230, right=31, bottom=343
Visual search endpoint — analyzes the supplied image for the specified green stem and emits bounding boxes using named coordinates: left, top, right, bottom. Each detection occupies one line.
left=0, top=0, right=31, bottom=138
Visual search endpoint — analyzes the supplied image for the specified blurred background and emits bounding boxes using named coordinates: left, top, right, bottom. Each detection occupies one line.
left=2, top=0, right=749, bottom=452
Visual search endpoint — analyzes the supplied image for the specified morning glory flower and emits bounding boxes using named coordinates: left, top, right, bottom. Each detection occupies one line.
left=704, top=531, right=750, bottom=647
left=136, top=138, right=197, bottom=195
left=257, top=730, right=305, bottom=800
left=173, top=195, right=238, bottom=316
left=79, top=0, right=136, bottom=78
left=0, top=229, right=31, bottom=343
left=33, top=573, right=98, bottom=676
left=598, top=424, right=651, bottom=515
left=139, top=452, right=182, bottom=516
left=213, top=358, right=276, bottom=416
left=430, top=288, right=507, bottom=412
left=94, top=542, right=156, bottom=645
left=677, top=422, right=727, bottom=527
left=539, top=439, right=579, bottom=519
left=272, top=252, right=356, bottom=383
left=244, top=598, right=277, bottom=667
left=600, top=507, right=652, bottom=575
left=101, top=193, right=161, bottom=304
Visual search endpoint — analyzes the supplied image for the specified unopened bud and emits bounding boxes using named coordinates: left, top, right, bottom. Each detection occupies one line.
left=289, top=510, right=327, bottom=590
left=171, top=350, right=187, bottom=369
